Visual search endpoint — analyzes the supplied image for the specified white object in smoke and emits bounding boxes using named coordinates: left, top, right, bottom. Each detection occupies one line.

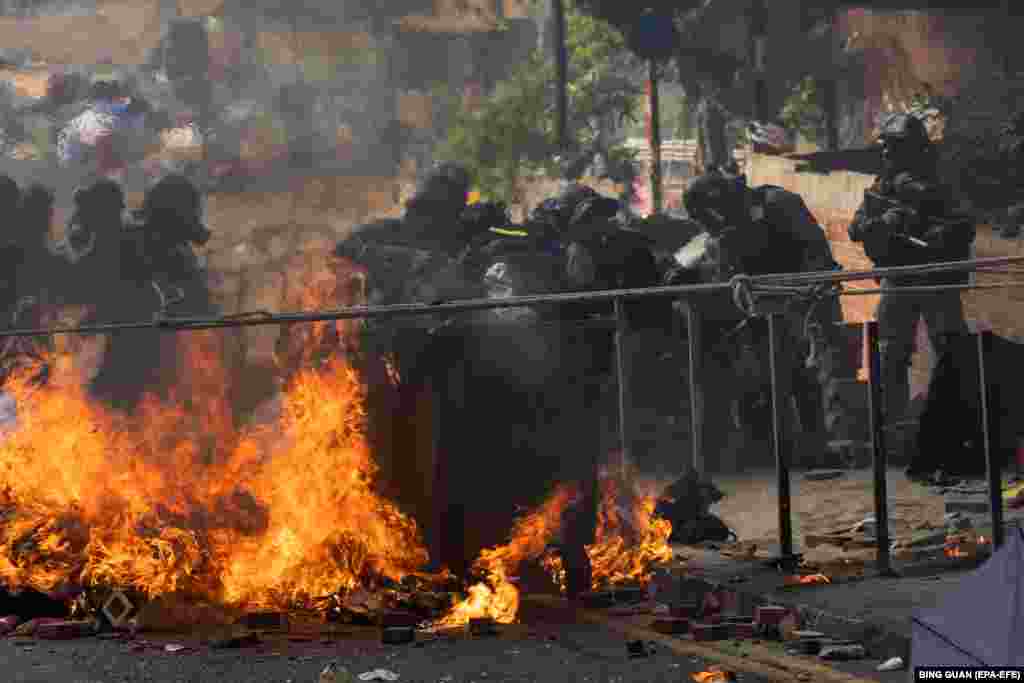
left=673, top=231, right=712, bottom=270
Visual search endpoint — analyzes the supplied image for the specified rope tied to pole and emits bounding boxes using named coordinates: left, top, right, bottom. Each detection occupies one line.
left=729, top=273, right=756, bottom=317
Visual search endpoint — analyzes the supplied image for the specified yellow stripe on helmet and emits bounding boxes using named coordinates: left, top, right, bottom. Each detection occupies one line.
left=489, top=227, right=529, bottom=237
left=467, top=190, right=482, bottom=203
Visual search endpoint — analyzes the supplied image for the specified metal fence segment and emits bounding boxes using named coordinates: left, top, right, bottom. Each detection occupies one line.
left=1, top=255, right=1021, bottom=570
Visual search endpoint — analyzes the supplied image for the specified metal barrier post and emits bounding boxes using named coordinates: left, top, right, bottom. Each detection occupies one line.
left=864, top=321, right=895, bottom=575
left=977, top=330, right=1005, bottom=548
left=685, top=303, right=704, bottom=476
left=614, top=298, right=632, bottom=477
left=767, top=313, right=795, bottom=567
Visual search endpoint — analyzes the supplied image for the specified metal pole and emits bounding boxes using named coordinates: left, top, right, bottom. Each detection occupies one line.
left=551, top=0, right=569, bottom=158
left=767, top=313, right=795, bottom=566
left=685, top=304, right=704, bottom=476
left=865, top=321, right=894, bottom=575
left=614, top=298, right=632, bottom=478
left=648, top=59, right=662, bottom=214
left=977, top=330, right=1005, bottom=548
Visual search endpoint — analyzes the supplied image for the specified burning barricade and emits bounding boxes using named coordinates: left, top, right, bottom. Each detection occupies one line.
left=0, top=299, right=677, bottom=641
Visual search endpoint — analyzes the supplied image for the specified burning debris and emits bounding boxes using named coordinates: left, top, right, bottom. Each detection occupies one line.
left=435, top=467, right=674, bottom=628
left=0, top=241, right=679, bottom=636
left=0, top=335, right=429, bottom=621
left=783, top=573, right=831, bottom=587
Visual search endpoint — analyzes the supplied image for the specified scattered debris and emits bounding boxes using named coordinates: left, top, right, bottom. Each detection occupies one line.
left=381, top=627, right=415, bottom=645
left=778, top=611, right=800, bottom=641
left=754, top=605, right=787, bottom=627
left=11, top=617, right=63, bottom=637
left=669, top=602, right=699, bottom=618
left=691, top=623, right=729, bottom=642
left=319, top=662, right=356, bottom=683
left=237, top=611, right=289, bottom=632
left=135, top=594, right=236, bottom=632
left=819, top=643, right=867, bottom=660
left=783, top=574, right=830, bottom=587
left=101, top=589, right=137, bottom=629
left=467, top=618, right=498, bottom=637
left=787, top=631, right=827, bottom=655
left=651, top=617, right=690, bottom=634
left=0, top=615, right=20, bottom=635
left=357, top=670, right=399, bottom=681
left=725, top=619, right=756, bottom=640
left=34, top=619, right=94, bottom=640
left=878, top=656, right=905, bottom=671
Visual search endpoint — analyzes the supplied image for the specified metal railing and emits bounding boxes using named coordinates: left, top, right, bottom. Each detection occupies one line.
left=2, top=254, right=1023, bottom=573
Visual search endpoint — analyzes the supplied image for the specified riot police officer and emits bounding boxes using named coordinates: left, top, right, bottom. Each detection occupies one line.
left=680, top=169, right=850, bottom=467
left=848, top=112, right=974, bottom=425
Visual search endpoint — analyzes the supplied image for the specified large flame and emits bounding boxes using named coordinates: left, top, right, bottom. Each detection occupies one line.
left=437, top=467, right=674, bottom=626
left=0, top=251, right=672, bottom=625
left=0, top=257, right=428, bottom=610
left=542, top=469, right=673, bottom=593
left=435, top=485, right=577, bottom=627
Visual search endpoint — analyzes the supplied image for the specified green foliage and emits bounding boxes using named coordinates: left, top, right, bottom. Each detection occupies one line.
left=779, top=75, right=825, bottom=145
left=435, top=2, right=642, bottom=204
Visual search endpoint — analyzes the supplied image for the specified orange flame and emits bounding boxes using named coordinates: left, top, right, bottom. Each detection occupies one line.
left=785, top=573, right=831, bottom=586
left=435, top=485, right=577, bottom=626
left=692, top=667, right=735, bottom=682
left=542, top=469, right=673, bottom=593
left=0, top=258, right=429, bottom=610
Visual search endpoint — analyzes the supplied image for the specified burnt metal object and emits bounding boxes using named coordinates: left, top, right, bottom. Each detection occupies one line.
left=382, top=626, right=415, bottom=644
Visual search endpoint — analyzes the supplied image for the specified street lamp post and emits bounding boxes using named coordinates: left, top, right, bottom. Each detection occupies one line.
left=552, top=0, right=569, bottom=162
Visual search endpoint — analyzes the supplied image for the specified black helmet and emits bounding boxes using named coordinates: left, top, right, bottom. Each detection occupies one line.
left=416, top=161, right=470, bottom=200
left=683, top=172, right=745, bottom=231
left=142, top=173, right=210, bottom=245
left=74, top=178, right=125, bottom=213
left=569, top=195, right=620, bottom=227
left=877, top=112, right=929, bottom=147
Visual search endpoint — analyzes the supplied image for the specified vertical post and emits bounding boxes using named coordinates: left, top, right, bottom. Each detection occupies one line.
left=1001, top=0, right=1012, bottom=77
left=685, top=303, right=704, bottom=476
left=977, top=330, right=1005, bottom=549
left=822, top=10, right=840, bottom=152
left=865, top=321, right=893, bottom=575
left=648, top=60, right=663, bottom=214
left=614, top=298, right=631, bottom=478
left=750, top=0, right=768, bottom=123
left=551, top=0, right=569, bottom=159
left=767, top=313, right=794, bottom=565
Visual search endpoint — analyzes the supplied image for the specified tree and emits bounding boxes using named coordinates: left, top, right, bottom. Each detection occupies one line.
left=435, top=1, right=643, bottom=205
left=572, top=0, right=750, bottom=171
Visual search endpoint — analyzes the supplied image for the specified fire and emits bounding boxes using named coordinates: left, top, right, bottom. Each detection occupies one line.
left=542, top=469, right=674, bottom=592
left=0, top=257, right=429, bottom=611
left=692, top=667, right=735, bottom=682
left=785, top=573, right=831, bottom=586
left=435, top=485, right=577, bottom=626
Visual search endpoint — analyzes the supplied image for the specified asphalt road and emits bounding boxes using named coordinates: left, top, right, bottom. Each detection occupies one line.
left=0, top=624, right=775, bottom=683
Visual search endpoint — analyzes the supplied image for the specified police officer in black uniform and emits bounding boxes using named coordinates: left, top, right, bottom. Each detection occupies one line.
left=679, top=169, right=849, bottom=466
left=848, top=112, right=974, bottom=427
